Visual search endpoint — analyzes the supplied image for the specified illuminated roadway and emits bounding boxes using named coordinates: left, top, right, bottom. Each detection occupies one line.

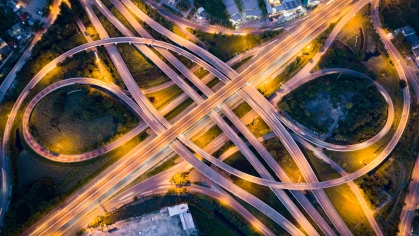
left=0, top=0, right=61, bottom=224
left=3, top=0, right=414, bottom=234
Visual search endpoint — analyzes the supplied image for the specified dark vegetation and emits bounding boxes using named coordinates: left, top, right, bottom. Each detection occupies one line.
left=189, top=30, right=282, bottom=61
left=194, top=0, right=232, bottom=27
left=318, top=41, right=367, bottom=73
left=279, top=74, right=387, bottom=144
left=380, top=0, right=419, bottom=33
left=78, top=85, right=137, bottom=123
left=355, top=174, right=390, bottom=209
left=12, top=0, right=86, bottom=98
left=0, top=2, right=143, bottom=234
left=0, top=6, right=17, bottom=40
left=176, top=0, right=191, bottom=12
left=1, top=178, right=59, bottom=236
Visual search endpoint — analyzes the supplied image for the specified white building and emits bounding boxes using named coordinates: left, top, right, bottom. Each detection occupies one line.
left=168, top=204, right=196, bottom=231
left=223, top=0, right=242, bottom=24
left=243, top=0, right=262, bottom=19
left=266, top=0, right=302, bottom=17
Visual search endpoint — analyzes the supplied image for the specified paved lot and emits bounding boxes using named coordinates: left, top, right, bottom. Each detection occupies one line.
left=91, top=208, right=191, bottom=236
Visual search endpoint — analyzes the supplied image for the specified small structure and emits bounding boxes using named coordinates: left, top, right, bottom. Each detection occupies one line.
left=267, top=0, right=302, bottom=17
left=223, top=0, right=240, bottom=19
left=395, top=26, right=416, bottom=37
left=243, top=0, right=262, bottom=19
left=168, top=204, right=195, bottom=231
left=230, top=13, right=242, bottom=24
left=196, top=7, right=207, bottom=19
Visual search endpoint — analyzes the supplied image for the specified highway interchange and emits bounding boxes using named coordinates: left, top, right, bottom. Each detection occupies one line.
left=0, top=0, right=418, bottom=235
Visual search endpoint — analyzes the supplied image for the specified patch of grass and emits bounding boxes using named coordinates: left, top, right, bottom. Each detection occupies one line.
left=188, top=29, right=282, bottom=61
left=246, top=116, right=271, bottom=138
left=232, top=102, right=252, bottom=119
left=192, top=125, right=223, bottom=149
left=262, top=138, right=304, bottom=183
left=164, top=98, right=195, bottom=121
left=145, top=84, right=183, bottom=110
left=3, top=122, right=147, bottom=235
left=207, top=78, right=220, bottom=88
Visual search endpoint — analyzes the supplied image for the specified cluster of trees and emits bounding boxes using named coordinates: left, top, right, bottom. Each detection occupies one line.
left=132, top=0, right=174, bottom=30
left=194, top=0, right=232, bottom=27
left=1, top=178, right=61, bottom=236
left=355, top=174, right=390, bottom=209
left=379, top=0, right=419, bottom=34
left=176, top=0, right=191, bottom=12
left=0, top=6, right=16, bottom=40
left=171, top=172, right=189, bottom=185
left=15, top=2, right=86, bottom=87
left=190, top=29, right=282, bottom=61
left=78, top=85, right=137, bottom=128
left=318, top=41, right=367, bottom=73
left=279, top=75, right=387, bottom=144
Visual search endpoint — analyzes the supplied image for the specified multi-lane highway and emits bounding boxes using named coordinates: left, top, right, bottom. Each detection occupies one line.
left=1, top=0, right=417, bottom=234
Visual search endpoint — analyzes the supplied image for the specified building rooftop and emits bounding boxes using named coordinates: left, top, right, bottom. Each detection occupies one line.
left=223, top=0, right=240, bottom=16
left=243, top=0, right=259, bottom=10
left=406, top=34, right=419, bottom=44
left=168, top=203, right=189, bottom=216
left=246, top=9, right=262, bottom=17
left=231, top=13, right=242, bottom=22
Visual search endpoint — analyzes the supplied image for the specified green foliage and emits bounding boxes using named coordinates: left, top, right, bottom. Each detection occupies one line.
left=194, top=0, right=232, bottom=27
left=0, top=6, right=16, bottom=38
left=176, top=0, right=191, bottom=12
left=171, top=172, right=189, bottom=185
left=391, top=33, right=413, bottom=56
left=15, top=3, right=86, bottom=86
left=380, top=0, right=419, bottom=33
left=279, top=74, right=388, bottom=144
left=79, top=85, right=137, bottom=125
left=190, top=30, right=282, bottom=61
left=355, top=174, right=389, bottom=209
left=1, top=178, right=60, bottom=236
left=131, top=0, right=174, bottom=29
left=318, top=41, right=367, bottom=73
left=232, top=102, right=252, bottom=119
